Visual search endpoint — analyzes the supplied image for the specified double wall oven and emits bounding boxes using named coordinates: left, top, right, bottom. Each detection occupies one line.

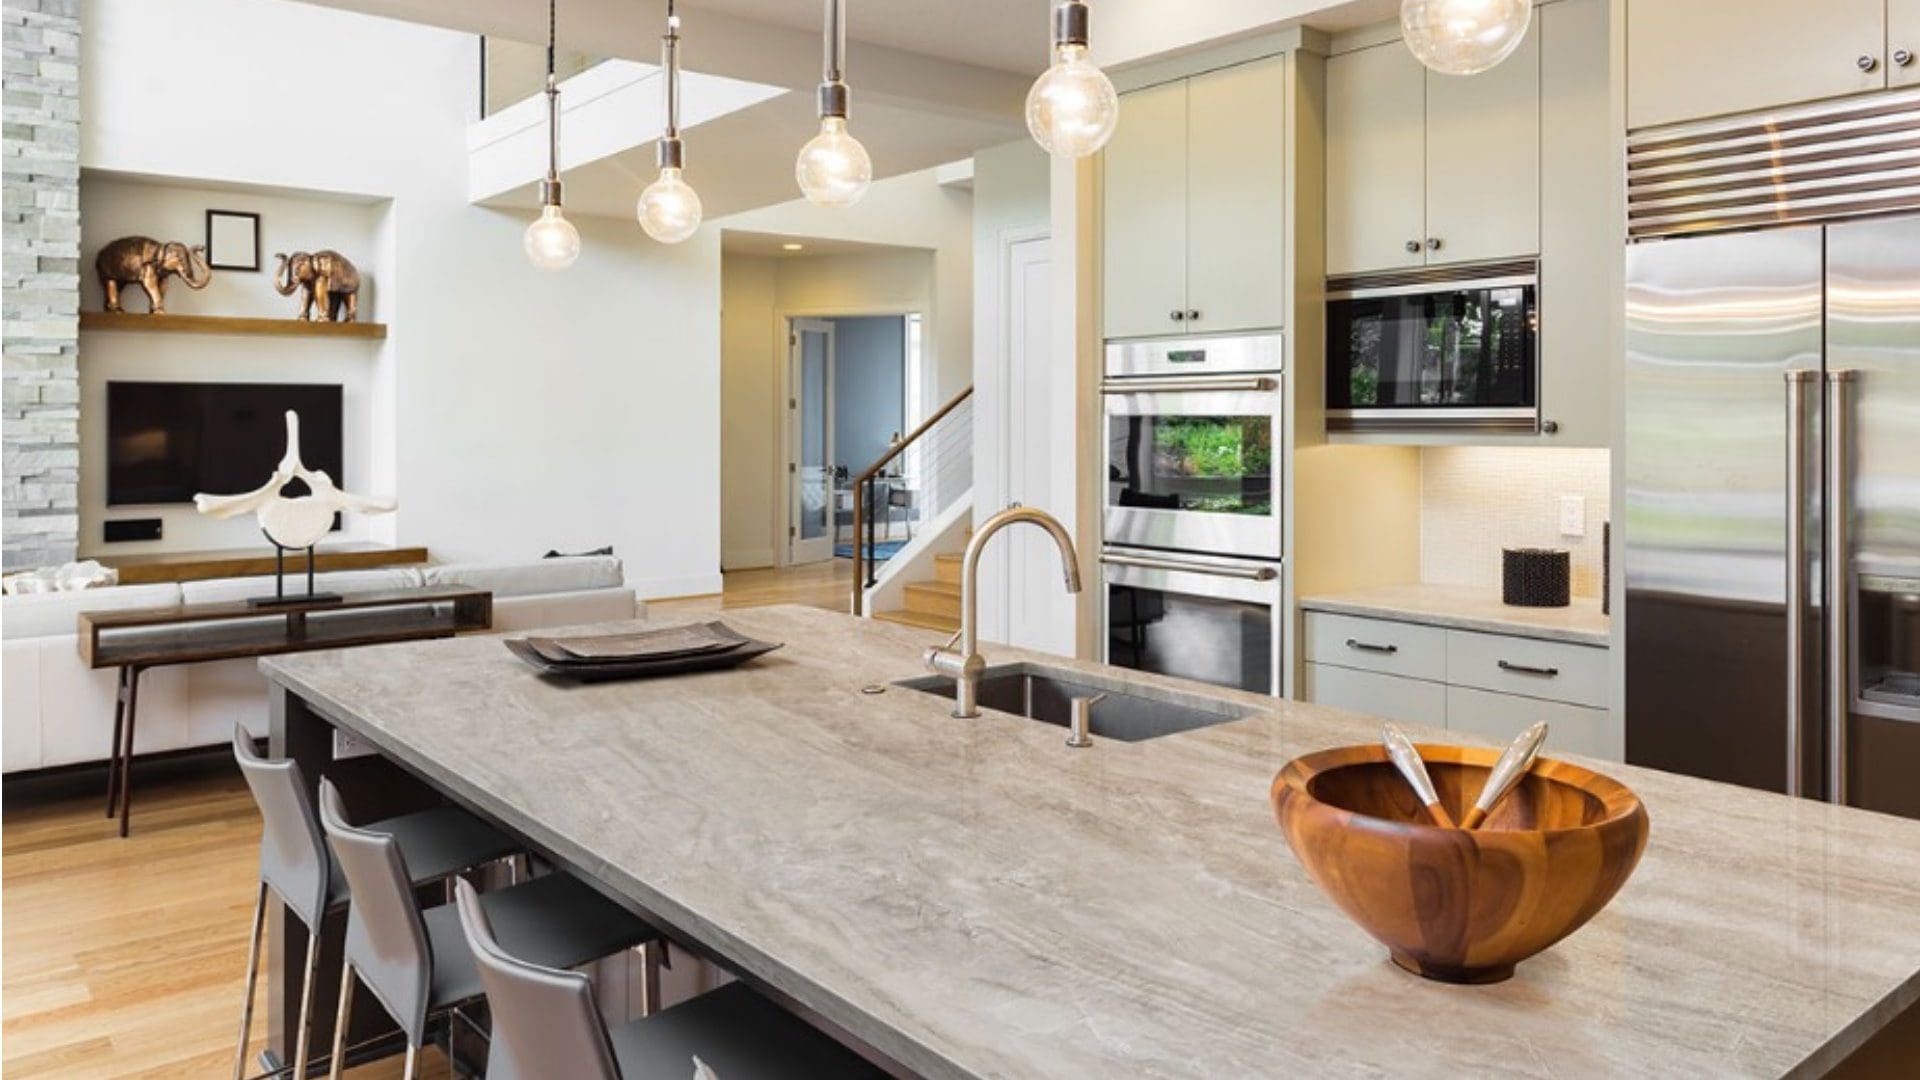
left=1101, top=335, right=1285, bottom=695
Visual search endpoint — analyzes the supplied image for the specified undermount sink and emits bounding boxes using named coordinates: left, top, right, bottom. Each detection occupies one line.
left=892, top=662, right=1251, bottom=742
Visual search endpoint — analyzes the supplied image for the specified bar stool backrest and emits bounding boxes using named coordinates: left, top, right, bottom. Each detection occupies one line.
left=231, top=724, right=330, bottom=929
left=316, top=777, right=435, bottom=1049
left=452, top=878, right=623, bottom=1080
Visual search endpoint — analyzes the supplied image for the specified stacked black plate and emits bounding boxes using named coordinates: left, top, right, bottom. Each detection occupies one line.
left=504, top=620, right=781, bottom=682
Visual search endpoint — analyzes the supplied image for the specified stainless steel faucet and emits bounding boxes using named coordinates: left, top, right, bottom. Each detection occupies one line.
left=923, top=505, right=1082, bottom=718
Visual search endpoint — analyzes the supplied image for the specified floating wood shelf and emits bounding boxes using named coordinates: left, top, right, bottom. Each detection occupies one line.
left=80, top=310, right=387, bottom=339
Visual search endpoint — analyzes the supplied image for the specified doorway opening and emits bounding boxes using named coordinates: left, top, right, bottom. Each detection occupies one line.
left=784, top=313, right=926, bottom=568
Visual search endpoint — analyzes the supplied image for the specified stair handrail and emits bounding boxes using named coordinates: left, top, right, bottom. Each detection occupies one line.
left=850, top=384, right=973, bottom=615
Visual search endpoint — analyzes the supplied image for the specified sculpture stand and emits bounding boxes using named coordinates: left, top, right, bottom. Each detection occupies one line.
left=247, top=532, right=343, bottom=608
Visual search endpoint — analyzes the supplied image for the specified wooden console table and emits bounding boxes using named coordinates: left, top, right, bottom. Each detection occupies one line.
left=94, top=542, right=430, bottom=585
left=77, top=586, right=490, bottom=837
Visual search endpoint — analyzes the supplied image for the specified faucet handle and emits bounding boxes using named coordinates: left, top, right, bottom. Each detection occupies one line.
left=937, top=627, right=962, bottom=652
left=1067, top=693, right=1105, bottom=749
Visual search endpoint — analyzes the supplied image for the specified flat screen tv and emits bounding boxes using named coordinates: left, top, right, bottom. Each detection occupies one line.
left=107, top=381, right=344, bottom=506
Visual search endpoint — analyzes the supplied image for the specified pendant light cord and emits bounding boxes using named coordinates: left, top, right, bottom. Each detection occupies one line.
left=823, top=0, right=843, bottom=83
left=546, top=0, right=557, bottom=76
left=665, top=0, right=680, bottom=139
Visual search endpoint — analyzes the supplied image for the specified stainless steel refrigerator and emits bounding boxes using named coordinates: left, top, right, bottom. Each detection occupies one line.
left=1624, top=212, right=1920, bottom=816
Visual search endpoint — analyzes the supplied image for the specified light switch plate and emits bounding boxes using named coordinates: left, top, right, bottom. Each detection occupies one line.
left=1559, top=495, right=1587, bottom=538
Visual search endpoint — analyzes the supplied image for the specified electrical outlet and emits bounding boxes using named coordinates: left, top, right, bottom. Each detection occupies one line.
left=1559, top=495, right=1587, bottom=538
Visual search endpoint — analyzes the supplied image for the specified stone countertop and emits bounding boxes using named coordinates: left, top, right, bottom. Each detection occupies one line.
left=261, top=606, right=1919, bottom=1078
left=1302, top=583, right=1612, bottom=646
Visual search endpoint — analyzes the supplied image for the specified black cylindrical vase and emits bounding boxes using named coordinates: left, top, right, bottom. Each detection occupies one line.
left=1503, top=547, right=1571, bottom=608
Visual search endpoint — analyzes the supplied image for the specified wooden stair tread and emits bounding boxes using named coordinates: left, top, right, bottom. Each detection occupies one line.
left=904, top=579, right=961, bottom=598
left=873, top=608, right=960, bottom=632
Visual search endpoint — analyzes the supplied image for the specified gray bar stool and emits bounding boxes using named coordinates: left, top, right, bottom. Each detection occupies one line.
left=453, top=878, right=887, bottom=1079
left=317, top=778, right=664, bottom=1080
left=230, top=725, right=524, bottom=1080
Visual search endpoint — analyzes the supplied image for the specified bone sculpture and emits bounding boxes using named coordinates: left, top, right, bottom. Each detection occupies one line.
left=194, top=411, right=395, bottom=550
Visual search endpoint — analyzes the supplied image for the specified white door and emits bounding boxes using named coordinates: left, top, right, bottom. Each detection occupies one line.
left=1101, top=78, right=1188, bottom=340
left=787, top=319, right=835, bottom=565
left=1325, top=41, right=1427, bottom=276
left=1423, top=26, right=1540, bottom=266
left=995, top=235, right=1075, bottom=656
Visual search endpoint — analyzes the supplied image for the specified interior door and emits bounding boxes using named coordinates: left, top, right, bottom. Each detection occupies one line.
left=1424, top=26, right=1540, bottom=265
left=787, top=319, right=835, bottom=565
left=1185, top=55, right=1287, bottom=335
left=1101, top=77, right=1188, bottom=340
left=1623, top=227, right=1825, bottom=793
left=1325, top=41, right=1427, bottom=276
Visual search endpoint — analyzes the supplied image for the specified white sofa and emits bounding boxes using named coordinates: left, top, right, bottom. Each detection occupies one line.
left=0, top=556, right=639, bottom=774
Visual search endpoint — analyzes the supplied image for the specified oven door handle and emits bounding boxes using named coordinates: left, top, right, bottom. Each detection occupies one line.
left=1099, top=551, right=1279, bottom=581
left=1100, top=376, right=1278, bottom=395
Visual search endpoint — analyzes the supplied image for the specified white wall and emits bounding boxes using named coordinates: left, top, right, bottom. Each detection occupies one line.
left=968, top=139, right=1073, bottom=652
left=81, top=0, right=723, bottom=597
left=77, top=176, right=387, bottom=554
left=718, top=244, right=938, bottom=570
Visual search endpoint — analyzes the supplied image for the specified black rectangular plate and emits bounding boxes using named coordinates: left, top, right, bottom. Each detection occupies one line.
left=504, top=635, right=782, bottom=682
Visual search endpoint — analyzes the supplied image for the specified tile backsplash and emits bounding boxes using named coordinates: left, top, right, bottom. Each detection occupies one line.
left=1420, top=447, right=1612, bottom=599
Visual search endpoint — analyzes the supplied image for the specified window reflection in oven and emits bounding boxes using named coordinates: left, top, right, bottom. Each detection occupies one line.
left=1107, top=584, right=1273, bottom=694
left=1107, top=414, right=1274, bottom=517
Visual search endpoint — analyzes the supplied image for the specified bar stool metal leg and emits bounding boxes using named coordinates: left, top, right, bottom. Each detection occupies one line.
left=290, top=928, right=321, bottom=1079
left=327, top=960, right=355, bottom=1080
left=401, top=1042, right=419, bottom=1080
left=231, top=882, right=269, bottom=1080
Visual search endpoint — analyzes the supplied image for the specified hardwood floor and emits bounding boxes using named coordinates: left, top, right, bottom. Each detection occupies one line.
left=0, top=561, right=853, bottom=1079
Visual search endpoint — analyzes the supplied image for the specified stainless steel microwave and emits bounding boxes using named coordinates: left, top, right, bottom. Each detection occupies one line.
left=1325, top=259, right=1540, bottom=434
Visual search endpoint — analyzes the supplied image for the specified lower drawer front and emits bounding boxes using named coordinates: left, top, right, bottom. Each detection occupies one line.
left=1446, top=686, right=1619, bottom=761
left=1445, top=629, right=1609, bottom=708
left=1304, top=613, right=1447, bottom=681
left=1305, top=663, right=1446, bottom=729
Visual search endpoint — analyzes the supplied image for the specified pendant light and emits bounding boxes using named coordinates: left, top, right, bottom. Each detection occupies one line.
left=1401, top=0, right=1532, bottom=76
left=795, top=0, right=872, bottom=208
left=524, top=0, right=582, bottom=270
left=1026, top=0, right=1118, bottom=158
left=638, top=0, right=703, bottom=243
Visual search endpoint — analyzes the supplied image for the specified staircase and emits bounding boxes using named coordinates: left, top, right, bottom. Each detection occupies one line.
left=872, top=550, right=963, bottom=633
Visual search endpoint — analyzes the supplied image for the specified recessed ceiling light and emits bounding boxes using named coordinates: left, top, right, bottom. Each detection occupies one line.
left=782, top=242, right=805, bottom=251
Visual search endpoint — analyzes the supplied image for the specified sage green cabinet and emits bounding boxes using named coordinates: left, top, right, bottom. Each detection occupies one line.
left=1892, top=0, right=1920, bottom=89
left=1627, top=0, right=1890, bottom=129
left=1102, top=55, right=1287, bottom=340
left=1325, top=33, right=1539, bottom=277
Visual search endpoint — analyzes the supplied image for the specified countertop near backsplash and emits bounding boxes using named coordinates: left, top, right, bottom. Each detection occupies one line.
left=1301, top=583, right=1610, bottom=647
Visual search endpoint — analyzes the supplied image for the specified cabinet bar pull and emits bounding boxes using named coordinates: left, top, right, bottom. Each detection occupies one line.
left=1345, top=639, right=1398, bottom=655
left=1497, top=660, right=1560, bottom=677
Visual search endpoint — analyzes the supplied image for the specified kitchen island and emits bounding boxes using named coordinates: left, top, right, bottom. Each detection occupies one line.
left=260, top=605, right=1920, bottom=1077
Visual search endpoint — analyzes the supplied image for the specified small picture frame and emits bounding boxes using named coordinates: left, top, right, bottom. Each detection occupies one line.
left=205, top=209, right=260, bottom=271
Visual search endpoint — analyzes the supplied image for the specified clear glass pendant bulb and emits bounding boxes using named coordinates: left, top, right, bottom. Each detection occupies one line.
left=638, top=167, right=703, bottom=244
left=1401, top=0, right=1532, bottom=76
left=524, top=204, right=581, bottom=271
left=1026, top=43, right=1119, bottom=158
left=795, top=116, right=872, bottom=208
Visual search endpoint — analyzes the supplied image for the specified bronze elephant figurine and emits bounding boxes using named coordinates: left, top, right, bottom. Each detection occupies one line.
left=274, top=250, right=361, bottom=322
left=95, top=236, right=212, bottom=315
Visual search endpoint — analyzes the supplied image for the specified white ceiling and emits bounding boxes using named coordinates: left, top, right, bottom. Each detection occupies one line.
left=720, top=229, right=921, bottom=258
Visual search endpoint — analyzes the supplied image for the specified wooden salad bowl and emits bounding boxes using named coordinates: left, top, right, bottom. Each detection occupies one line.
left=1271, top=743, right=1649, bottom=984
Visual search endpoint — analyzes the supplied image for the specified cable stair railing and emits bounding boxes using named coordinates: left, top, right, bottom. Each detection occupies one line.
left=848, top=385, right=973, bottom=616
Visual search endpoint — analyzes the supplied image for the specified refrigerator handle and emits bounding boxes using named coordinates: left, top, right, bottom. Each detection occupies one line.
left=1785, top=370, right=1816, bottom=798
left=1826, top=369, right=1858, bottom=806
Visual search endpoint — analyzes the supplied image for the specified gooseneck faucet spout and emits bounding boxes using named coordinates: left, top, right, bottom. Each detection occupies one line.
left=924, top=505, right=1082, bottom=718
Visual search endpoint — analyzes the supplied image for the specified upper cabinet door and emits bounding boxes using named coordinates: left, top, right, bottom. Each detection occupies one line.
left=1102, top=79, right=1189, bottom=341
left=1326, top=43, right=1426, bottom=277
left=1186, top=56, right=1288, bottom=335
left=1627, top=0, right=1887, bottom=130
left=1424, top=25, right=1540, bottom=266
left=1893, top=0, right=1920, bottom=88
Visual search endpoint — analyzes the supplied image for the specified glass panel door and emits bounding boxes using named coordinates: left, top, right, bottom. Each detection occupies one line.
left=789, top=320, right=835, bottom=564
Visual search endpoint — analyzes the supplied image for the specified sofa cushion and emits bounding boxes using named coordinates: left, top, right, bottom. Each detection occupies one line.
left=423, top=556, right=624, bottom=598
left=1, top=582, right=184, bottom=640
left=178, top=568, right=423, bottom=606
